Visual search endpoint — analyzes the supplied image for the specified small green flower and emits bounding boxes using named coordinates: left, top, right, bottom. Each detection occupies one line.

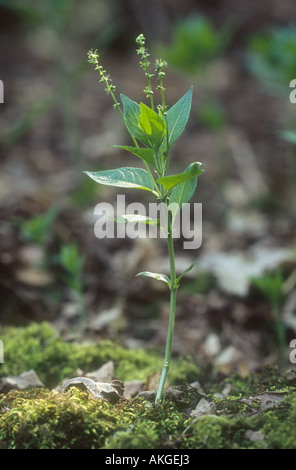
left=87, top=49, right=119, bottom=101
left=87, top=49, right=99, bottom=65
left=135, top=33, right=146, bottom=46
left=155, top=58, right=168, bottom=73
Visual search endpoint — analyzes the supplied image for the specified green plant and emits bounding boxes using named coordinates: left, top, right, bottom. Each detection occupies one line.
left=85, top=34, right=204, bottom=403
left=251, top=271, right=286, bottom=367
left=19, top=207, right=58, bottom=248
left=280, top=130, right=296, bottom=193
left=158, top=14, right=231, bottom=76
left=247, top=25, right=296, bottom=95
left=280, top=130, right=296, bottom=145
left=158, top=15, right=231, bottom=186
left=59, top=243, right=86, bottom=324
left=247, top=26, right=296, bottom=205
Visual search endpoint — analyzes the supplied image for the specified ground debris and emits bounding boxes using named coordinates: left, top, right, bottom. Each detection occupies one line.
left=222, top=390, right=289, bottom=416
left=190, top=398, right=217, bottom=418
left=199, top=245, right=295, bottom=297
left=0, top=369, right=44, bottom=393
left=245, top=429, right=265, bottom=443
left=56, top=376, right=123, bottom=404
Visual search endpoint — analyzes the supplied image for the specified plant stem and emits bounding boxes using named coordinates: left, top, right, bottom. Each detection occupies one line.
left=155, top=206, right=178, bottom=403
left=273, top=306, right=286, bottom=368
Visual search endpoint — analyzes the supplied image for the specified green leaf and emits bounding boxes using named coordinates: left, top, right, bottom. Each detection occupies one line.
left=120, top=94, right=140, bottom=126
left=166, top=87, right=193, bottom=148
left=60, top=244, right=85, bottom=276
left=136, top=271, right=171, bottom=286
left=120, top=94, right=151, bottom=146
left=251, top=271, right=284, bottom=311
left=114, top=214, right=160, bottom=226
left=175, top=260, right=199, bottom=285
left=120, top=94, right=144, bottom=143
left=138, top=102, right=166, bottom=150
left=20, top=207, right=58, bottom=245
left=169, top=162, right=200, bottom=223
left=280, top=130, right=296, bottom=145
left=112, top=145, right=156, bottom=168
left=120, top=95, right=166, bottom=152
left=157, top=161, right=203, bottom=192
left=84, top=167, right=157, bottom=194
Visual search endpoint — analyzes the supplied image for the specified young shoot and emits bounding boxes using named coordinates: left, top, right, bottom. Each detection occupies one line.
left=85, top=35, right=204, bottom=403
left=59, top=243, right=86, bottom=326
left=251, top=271, right=286, bottom=367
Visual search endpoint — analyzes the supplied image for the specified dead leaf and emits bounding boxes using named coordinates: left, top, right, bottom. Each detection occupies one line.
left=146, top=371, right=163, bottom=391
left=84, top=361, right=115, bottom=382
left=199, top=245, right=295, bottom=297
left=245, top=430, right=265, bottom=442
left=88, top=305, right=122, bottom=331
left=203, top=333, right=222, bottom=357
left=223, top=391, right=288, bottom=416
left=190, top=398, right=217, bottom=418
left=0, top=370, right=44, bottom=393
left=15, top=267, right=54, bottom=286
left=124, top=380, right=146, bottom=399
left=57, top=377, right=121, bottom=403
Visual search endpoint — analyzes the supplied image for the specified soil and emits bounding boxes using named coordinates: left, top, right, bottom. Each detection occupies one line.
left=0, top=0, right=296, bottom=450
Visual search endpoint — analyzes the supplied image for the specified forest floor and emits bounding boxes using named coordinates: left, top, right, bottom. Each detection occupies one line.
left=0, top=0, right=296, bottom=449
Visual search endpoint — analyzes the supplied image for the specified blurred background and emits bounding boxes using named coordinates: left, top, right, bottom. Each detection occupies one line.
left=0, top=0, right=296, bottom=376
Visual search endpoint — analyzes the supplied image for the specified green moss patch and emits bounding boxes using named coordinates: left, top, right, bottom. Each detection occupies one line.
left=0, top=322, right=295, bottom=449
left=0, top=322, right=200, bottom=388
left=0, top=388, right=125, bottom=449
left=0, top=387, right=296, bottom=449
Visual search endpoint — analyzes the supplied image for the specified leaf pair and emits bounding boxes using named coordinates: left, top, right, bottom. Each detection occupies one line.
left=84, top=161, right=203, bottom=202
left=136, top=260, right=198, bottom=288
left=119, top=96, right=165, bottom=173
left=118, top=87, right=193, bottom=174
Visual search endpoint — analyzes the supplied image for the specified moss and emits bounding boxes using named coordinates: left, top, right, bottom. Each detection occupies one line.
left=103, top=422, right=159, bottom=449
left=214, top=365, right=288, bottom=397
left=0, top=322, right=199, bottom=388
left=252, top=393, right=296, bottom=449
left=103, top=396, right=192, bottom=449
left=185, top=415, right=235, bottom=449
left=1, top=322, right=295, bottom=449
left=0, top=390, right=188, bottom=449
left=0, top=388, right=126, bottom=449
left=0, top=384, right=296, bottom=449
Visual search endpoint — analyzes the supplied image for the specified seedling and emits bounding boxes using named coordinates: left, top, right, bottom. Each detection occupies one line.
left=280, top=129, right=296, bottom=193
left=59, top=243, right=86, bottom=325
left=247, top=25, right=296, bottom=95
left=251, top=271, right=286, bottom=367
left=19, top=207, right=58, bottom=250
left=85, top=34, right=204, bottom=403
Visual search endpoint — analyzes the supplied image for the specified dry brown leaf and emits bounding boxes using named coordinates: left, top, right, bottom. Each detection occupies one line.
left=0, top=370, right=44, bottom=393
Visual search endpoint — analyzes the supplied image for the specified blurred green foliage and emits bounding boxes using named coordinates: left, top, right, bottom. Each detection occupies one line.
left=20, top=207, right=58, bottom=247
left=281, top=130, right=296, bottom=145
left=251, top=271, right=286, bottom=366
left=247, top=25, right=296, bottom=95
left=198, top=101, right=226, bottom=133
left=59, top=243, right=85, bottom=293
left=159, top=15, right=232, bottom=75
left=0, top=0, right=121, bottom=168
left=251, top=271, right=285, bottom=314
left=0, top=0, right=75, bottom=29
